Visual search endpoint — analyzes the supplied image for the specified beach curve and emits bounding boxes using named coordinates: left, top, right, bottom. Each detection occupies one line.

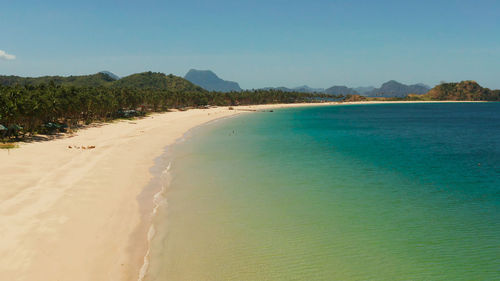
left=0, top=101, right=482, bottom=281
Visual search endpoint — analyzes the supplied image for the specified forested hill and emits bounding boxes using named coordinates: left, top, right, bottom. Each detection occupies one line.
left=113, top=72, right=206, bottom=92
left=0, top=72, right=117, bottom=88
left=410, top=81, right=500, bottom=101
left=0, top=71, right=205, bottom=93
left=0, top=72, right=327, bottom=138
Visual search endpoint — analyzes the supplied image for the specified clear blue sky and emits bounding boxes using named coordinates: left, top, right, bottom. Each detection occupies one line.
left=1, top=0, right=499, bottom=89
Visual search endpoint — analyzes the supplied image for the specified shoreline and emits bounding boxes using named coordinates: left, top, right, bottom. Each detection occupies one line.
left=135, top=112, right=245, bottom=281
left=0, top=105, right=251, bottom=281
left=0, top=100, right=487, bottom=281
left=134, top=113, right=245, bottom=281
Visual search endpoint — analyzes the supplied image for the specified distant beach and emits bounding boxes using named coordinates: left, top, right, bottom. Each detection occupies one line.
left=0, top=101, right=493, bottom=281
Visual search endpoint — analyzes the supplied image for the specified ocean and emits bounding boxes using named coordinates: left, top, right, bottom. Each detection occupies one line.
left=145, top=103, right=500, bottom=280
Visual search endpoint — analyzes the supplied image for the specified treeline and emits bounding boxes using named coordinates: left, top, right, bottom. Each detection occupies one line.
left=0, top=71, right=206, bottom=92
left=0, top=83, right=330, bottom=139
left=2, top=72, right=497, bottom=140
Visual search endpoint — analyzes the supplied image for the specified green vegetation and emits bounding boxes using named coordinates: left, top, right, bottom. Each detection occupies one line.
left=1, top=73, right=497, bottom=141
left=112, top=72, right=205, bottom=92
left=0, top=72, right=331, bottom=140
left=0, top=72, right=116, bottom=88
left=408, top=81, right=500, bottom=101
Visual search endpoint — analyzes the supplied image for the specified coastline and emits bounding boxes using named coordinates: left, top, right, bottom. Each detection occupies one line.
left=0, top=100, right=486, bottom=281
left=0, top=106, right=248, bottom=281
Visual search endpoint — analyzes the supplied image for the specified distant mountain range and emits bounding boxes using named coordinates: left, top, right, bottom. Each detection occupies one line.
left=183, top=69, right=431, bottom=97
left=0, top=68, right=431, bottom=98
left=325, top=86, right=359, bottom=95
left=262, top=81, right=430, bottom=97
left=262, top=85, right=325, bottom=93
left=366, top=80, right=430, bottom=97
left=0, top=71, right=498, bottom=102
left=184, top=69, right=241, bottom=92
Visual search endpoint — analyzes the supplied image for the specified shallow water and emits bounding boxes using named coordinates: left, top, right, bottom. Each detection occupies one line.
left=146, top=103, right=500, bottom=280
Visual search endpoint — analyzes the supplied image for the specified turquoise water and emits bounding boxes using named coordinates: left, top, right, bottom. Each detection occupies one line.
left=146, top=103, right=500, bottom=280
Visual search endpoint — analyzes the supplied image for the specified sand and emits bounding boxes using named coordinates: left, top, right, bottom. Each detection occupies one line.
left=0, top=101, right=480, bottom=281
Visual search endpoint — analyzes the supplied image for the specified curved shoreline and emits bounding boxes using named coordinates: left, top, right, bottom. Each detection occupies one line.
left=0, top=101, right=487, bottom=281
left=131, top=100, right=492, bottom=281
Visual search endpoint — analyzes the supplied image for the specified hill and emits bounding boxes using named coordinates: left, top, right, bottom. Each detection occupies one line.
left=113, top=72, right=205, bottom=92
left=325, top=86, right=359, bottom=95
left=415, top=81, right=500, bottom=101
left=184, top=69, right=241, bottom=92
left=0, top=71, right=206, bottom=93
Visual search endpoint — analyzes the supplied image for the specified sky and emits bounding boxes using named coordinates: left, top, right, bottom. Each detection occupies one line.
left=1, top=0, right=499, bottom=89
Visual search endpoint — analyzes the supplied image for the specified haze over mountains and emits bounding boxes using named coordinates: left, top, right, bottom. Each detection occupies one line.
left=185, top=69, right=431, bottom=97
left=325, top=86, right=359, bottom=96
left=263, top=81, right=431, bottom=97
left=368, top=81, right=430, bottom=97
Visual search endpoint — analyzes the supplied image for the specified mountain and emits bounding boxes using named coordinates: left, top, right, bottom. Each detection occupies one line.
left=278, top=81, right=430, bottom=97
left=99, top=71, right=120, bottom=80
left=113, top=72, right=205, bottom=92
left=258, top=81, right=430, bottom=97
left=367, top=80, right=430, bottom=97
left=325, top=86, right=359, bottom=95
left=184, top=69, right=241, bottom=92
left=419, top=81, right=500, bottom=101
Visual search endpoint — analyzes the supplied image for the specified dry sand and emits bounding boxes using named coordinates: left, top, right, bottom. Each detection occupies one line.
left=0, top=101, right=479, bottom=281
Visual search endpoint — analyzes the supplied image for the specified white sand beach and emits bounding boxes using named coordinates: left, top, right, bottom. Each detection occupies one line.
left=0, top=101, right=482, bottom=281
left=0, top=102, right=338, bottom=281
